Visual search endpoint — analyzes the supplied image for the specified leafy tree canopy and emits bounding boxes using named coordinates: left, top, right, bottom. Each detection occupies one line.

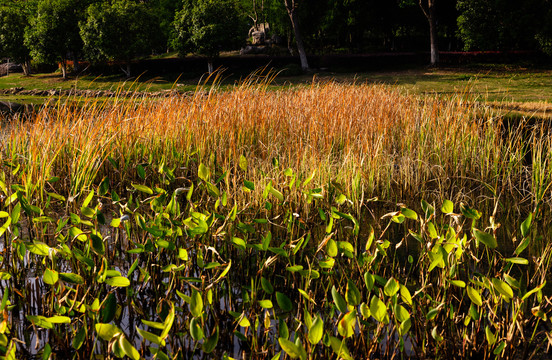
left=81, top=0, right=158, bottom=66
left=173, top=0, right=247, bottom=60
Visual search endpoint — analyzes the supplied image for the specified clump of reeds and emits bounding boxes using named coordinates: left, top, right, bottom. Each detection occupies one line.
left=1, top=75, right=550, bottom=222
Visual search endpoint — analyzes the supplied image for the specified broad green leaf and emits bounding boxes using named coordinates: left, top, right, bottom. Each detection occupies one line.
left=338, top=310, right=356, bottom=338
left=190, top=317, right=204, bottom=341
left=346, top=280, right=361, bottom=306
left=308, top=316, right=324, bottom=345
left=399, top=284, right=412, bottom=306
left=141, top=320, right=164, bottom=330
left=494, top=341, right=507, bottom=355
left=521, top=213, right=532, bottom=238
left=214, top=260, right=232, bottom=283
left=399, top=317, right=412, bottom=336
left=515, top=237, right=531, bottom=255
left=72, top=327, right=86, bottom=350
left=473, top=229, right=497, bottom=249
left=384, top=278, right=400, bottom=297
left=360, top=302, right=371, bottom=319
left=326, top=239, right=338, bottom=257
left=137, top=327, right=165, bottom=346
left=161, top=302, right=175, bottom=338
left=190, top=290, right=203, bottom=317
left=329, top=336, right=353, bottom=360
left=278, top=338, right=301, bottom=358
left=269, top=187, right=284, bottom=202
left=105, top=276, right=130, bottom=287
left=279, top=318, right=289, bottom=339
left=364, top=273, right=375, bottom=292
left=261, top=277, right=274, bottom=294
left=258, top=299, right=273, bottom=309
left=485, top=326, right=496, bottom=345
left=59, top=273, right=84, bottom=285
left=101, top=293, right=117, bottom=323
left=46, top=315, right=71, bottom=324
left=27, top=242, right=50, bottom=256
left=43, top=268, right=58, bottom=285
left=239, top=315, right=250, bottom=327
left=393, top=304, right=410, bottom=323
left=203, top=326, right=219, bottom=353
left=432, top=326, right=443, bottom=342
left=119, top=336, right=140, bottom=360
left=370, top=296, right=389, bottom=324
left=91, top=234, right=105, bottom=255
left=239, top=155, right=248, bottom=171
left=232, top=237, right=246, bottom=250
left=450, top=280, right=466, bottom=288
left=68, top=227, right=87, bottom=242
left=82, top=190, right=94, bottom=208
left=504, top=257, right=529, bottom=265
left=26, top=315, right=53, bottom=329
left=319, top=257, right=335, bottom=268
left=298, top=289, right=315, bottom=303
left=467, top=286, right=483, bottom=306
left=401, top=208, right=418, bottom=220
left=286, top=265, right=304, bottom=272
left=131, top=184, right=153, bottom=195
left=426, top=307, right=439, bottom=320
left=95, top=323, right=121, bottom=341
left=331, top=286, right=348, bottom=313
left=276, top=292, right=292, bottom=312
left=441, top=199, right=453, bottom=214
left=492, top=278, right=514, bottom=299
left=198, top=163, right=210, bottom=182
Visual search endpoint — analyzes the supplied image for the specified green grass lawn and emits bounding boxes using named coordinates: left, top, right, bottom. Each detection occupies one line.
left=2, top=66, right=552, bottom=117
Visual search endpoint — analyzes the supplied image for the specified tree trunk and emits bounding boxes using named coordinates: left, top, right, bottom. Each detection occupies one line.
left=61, top=59, right=67, bottom=79
left=207, top=59, right=214, bottom=74
left=419, top=0, right=439, bottom=66
left=72, top=52, right=80, bottom=73
left=22, top=60, right=31, bottom=76
left=428, top=4, right=439, bottom=65
left=284, top=0, right=309, bottom=71
left=121, top=63, right=132, bottom=78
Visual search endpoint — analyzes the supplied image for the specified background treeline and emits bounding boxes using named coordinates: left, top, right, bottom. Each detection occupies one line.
left=1, top=0, right=552, bottom=77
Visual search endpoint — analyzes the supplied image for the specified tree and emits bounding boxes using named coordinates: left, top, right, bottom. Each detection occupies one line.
left=173, top=0, right=246, bottom=74
left=0, top=5, right=32, bottom=75
left=25, top=0, right=84, bottom=78
left=283, top=0, right=308, bottom=70
left=457, top=0, right=542, bottom=51
left=418, top=0, right=439, bottom=65
left=80, top=0, right=158, bottom=77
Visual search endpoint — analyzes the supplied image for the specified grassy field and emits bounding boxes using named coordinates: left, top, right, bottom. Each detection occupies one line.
left=0, top=74, right=551, bottom=358
left=1, top=66, right=552, bottom=114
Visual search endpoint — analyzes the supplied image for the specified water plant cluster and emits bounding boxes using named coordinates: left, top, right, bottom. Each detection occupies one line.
left=0, top=78, right=551, bottom=358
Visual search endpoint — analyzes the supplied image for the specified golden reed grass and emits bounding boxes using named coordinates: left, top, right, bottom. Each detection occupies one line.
left=1, top=79, right=546, bottom=218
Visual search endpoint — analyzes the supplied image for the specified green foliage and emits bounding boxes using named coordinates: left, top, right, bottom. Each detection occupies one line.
left=173, top=0, right=247, bottom=59
left=80, top=0, right=159, bottom=67
left=24, top=0, right=84, bottom=73
left=457, top=0, right=543, bottom=51
left=0, top=6, right=31, bottom=68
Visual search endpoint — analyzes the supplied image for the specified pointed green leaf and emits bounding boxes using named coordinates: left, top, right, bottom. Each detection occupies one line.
left=308, top=316, right=324, bottom=345
left=331, top=286, right=348, bottom=313
left=473, top=229, right=497, bottom=249
left=441, top=200, right=453, bottom=214
left=95, top=323, right=121, bottom=341
left=467, top=286, right=483, bottom=306
left=276, top=291, right=292, bottom=312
